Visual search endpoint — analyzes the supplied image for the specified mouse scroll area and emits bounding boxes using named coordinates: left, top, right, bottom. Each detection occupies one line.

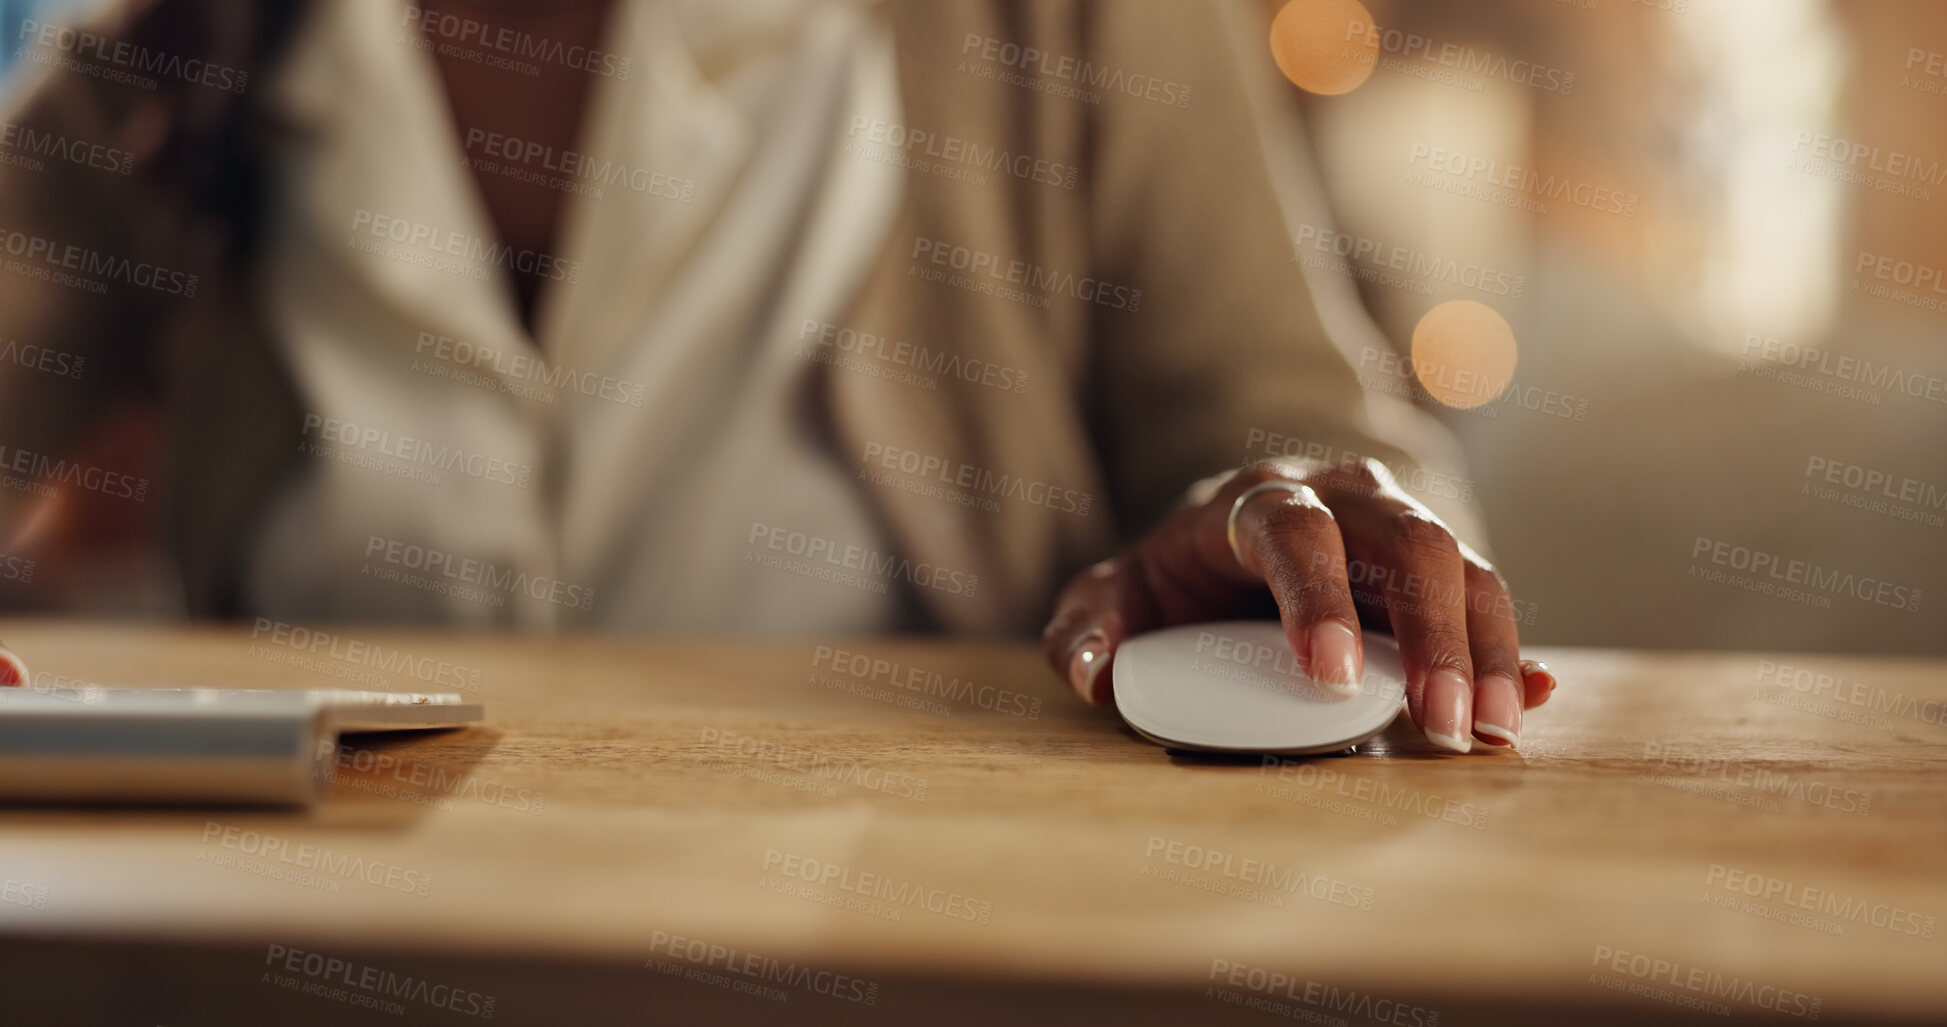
left=1113, top=621, right=1408, bottom=756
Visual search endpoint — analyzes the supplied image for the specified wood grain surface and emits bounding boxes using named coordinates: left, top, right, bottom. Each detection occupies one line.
left=0, top=618, right=1942, bottom=1026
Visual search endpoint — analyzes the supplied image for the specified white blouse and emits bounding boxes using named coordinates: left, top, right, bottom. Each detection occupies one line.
left=245, top=0, right=909, bottom=632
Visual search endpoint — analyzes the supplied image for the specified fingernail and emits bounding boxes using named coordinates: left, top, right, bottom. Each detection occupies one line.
left=0, top=647, right=25, bottom=686
left=1068, top=632, right=1109, bottom=704
left=1472, top=672, right=1521, bottom=748
left=1521, top=659, right=1557, bottom=696
left=1307, top=621, right=1362, bottom=695
left=1422, top=667, right=1471, bottom=753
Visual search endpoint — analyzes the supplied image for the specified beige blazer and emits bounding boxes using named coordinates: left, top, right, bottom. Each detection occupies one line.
left=0, top=0, right=1434, bottom=633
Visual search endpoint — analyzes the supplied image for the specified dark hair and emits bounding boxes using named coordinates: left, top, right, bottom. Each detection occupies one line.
left=121, top=0, right=313, bottom=266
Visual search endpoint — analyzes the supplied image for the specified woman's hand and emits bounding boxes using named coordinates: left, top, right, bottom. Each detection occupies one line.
left=1042, top=460, right=1555, bottom=752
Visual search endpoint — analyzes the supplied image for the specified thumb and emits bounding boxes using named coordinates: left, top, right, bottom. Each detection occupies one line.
left=1040, top=556, right=1153, bottom=705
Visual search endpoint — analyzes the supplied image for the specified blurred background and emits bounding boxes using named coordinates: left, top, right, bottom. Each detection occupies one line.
left=1241, top=0, right=1947, bottom=653
left=3, top=0, right=1943, bottom=653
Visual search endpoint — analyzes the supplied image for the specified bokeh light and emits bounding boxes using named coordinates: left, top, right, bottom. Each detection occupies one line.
left=1409, top=300, right=1518, bottom=410
left=1269, top=0, right=1379, bottom=96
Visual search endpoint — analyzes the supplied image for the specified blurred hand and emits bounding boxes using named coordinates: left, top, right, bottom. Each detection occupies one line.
left=1042, top=460, right=1555, bottom=752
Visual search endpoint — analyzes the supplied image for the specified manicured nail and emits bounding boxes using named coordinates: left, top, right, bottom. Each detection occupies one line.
left=1472, top=672, right=1522, bottom=748
left=1422, top=666, right=1472, bottom=753
left=1308, top=620, right=1362, bottom=695
left=1068, top=632, right=1109, bottom=704
left=0, top=647, right=25, bottom=686
left=1521, top=659, right=1557, bottom=701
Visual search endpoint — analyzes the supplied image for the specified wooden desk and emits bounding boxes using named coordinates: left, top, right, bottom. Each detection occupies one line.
left=0, top=620, right=1942, bottom=1026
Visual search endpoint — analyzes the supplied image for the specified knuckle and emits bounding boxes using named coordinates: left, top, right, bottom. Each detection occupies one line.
left=1341, top=458, right=1384, bottom=490
left=1235, top=460, right=1304, bottom=490
left=1414, top=627, right=1474, bottom=666
left=1464, top=560, right=1510, bottom=595
left=1457, top=537, right=1496, bottom=572
left=1257, top=496, right=1334, bottom=541
left=1318, top=457, right=1384, bottom=497
left=1462, top=562, right=1523, bottom=626
left=1389, top=510, right=1459, bottom=559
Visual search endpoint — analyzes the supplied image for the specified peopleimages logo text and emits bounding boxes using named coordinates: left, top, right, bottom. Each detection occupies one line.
left=303, top=414, right=533, bottom=488
left=1690, top=537, right=1922, bottom=612
left=747, top=522, right=979, bottom=598
left=910, top=236, right=1141, bottom=312
left=1408, top=144, right=1638, bottom=217
left=958, top=34, right=1192, bottom=108
left=0, top=227, right=197, bottom=295
left=364, top=536, right=597, bottom=611
left=1590, top=945, right=1822, bottom=1019
left=0, top=120, right=135, bottom=175
left=202, top=823, right=432, bottom=896
left=18, top=20, right=248, bottom=92
left=350, top=209, right=582, bottom=284
left=0, top=444, right=148, bottom=500
left=1349, top=19, right=1576, bottom=94
left=265, top=944, right=495, bottom=1019
left=403, top=7, right=629, bottom=78
left=848, top=116, right=1079, bottom=190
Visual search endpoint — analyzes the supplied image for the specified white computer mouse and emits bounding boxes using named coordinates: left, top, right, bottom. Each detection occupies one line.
left=1113, top=620, right=1407, bottom=755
